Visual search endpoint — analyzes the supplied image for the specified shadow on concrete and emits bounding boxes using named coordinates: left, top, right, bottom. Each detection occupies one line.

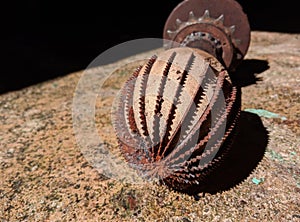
left=230, top=59, right=270, bottom=87
left=193, top=111, right=269, bottom=196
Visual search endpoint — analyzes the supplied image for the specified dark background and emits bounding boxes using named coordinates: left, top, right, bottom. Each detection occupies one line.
left=1, top=0, right=299, bottom=94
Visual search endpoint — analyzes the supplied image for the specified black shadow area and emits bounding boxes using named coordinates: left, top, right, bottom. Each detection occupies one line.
left=230, top=59, right=270, bottom=87
left=196, top=111, right=269, bottom=195
left=1, top=0, right=298, bottom=95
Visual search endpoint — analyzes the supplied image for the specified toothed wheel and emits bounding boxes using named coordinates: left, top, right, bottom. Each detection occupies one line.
left=163, top=0, right=251, bottom=71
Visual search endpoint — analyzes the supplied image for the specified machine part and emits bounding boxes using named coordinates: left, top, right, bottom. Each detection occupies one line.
left=163, top=0, right=251, bottom=71
left=112, top=47, right=241, bottom=195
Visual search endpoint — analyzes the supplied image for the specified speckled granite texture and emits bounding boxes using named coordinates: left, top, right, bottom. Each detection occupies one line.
left=0, top=31, right=299, bottom=221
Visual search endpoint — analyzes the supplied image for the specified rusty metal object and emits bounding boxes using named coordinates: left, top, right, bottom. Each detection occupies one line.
left=163, top=0, right=250, bottom=71
left=112, top=47, right=241, bottom=195
left=112, top=0, right=251, bottom=196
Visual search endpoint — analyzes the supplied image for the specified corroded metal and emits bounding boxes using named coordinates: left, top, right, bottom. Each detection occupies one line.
left=163, top=0, right=251, bottom=71
left=112, top=48, right=241, bottom=195
left=112, top=0, right=250, bottom=196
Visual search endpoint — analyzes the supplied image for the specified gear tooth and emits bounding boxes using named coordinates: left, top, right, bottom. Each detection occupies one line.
left=167, top=29, right=177, bottom=39
left=229, top=25, right=236, bottom=34
left=176, top=18, right=183, bottom=27
left=201, top=10, right=210, bottom=20
left=188, top=11, right=196, bottom=21
left=215, top=14, right=224, bottom=25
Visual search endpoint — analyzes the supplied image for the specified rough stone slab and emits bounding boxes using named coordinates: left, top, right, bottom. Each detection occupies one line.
left=0, top=31, right=299, bottom=221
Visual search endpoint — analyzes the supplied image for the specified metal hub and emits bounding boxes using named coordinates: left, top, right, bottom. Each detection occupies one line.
left=163, top=0, right=251, bottom=71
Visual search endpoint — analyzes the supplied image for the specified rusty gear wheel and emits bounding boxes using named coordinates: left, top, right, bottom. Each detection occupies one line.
left=163, top=0, right=251, bottom=71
